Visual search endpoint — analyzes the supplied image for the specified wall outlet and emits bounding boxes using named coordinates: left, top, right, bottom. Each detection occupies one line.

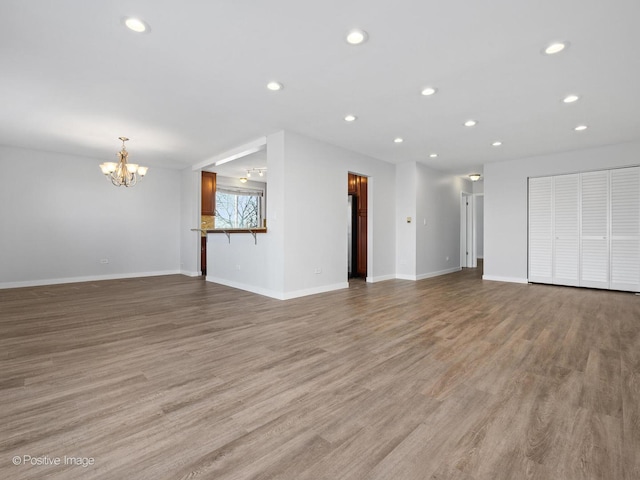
left=446, top=256, right=450, bottom=261
left=100, top=259, right=109, bottom=264
left=314, top=268, right=322, bottom=274
left=236, top=264, right=241, bottom=270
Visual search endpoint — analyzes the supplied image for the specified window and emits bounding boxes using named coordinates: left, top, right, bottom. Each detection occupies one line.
left=215, top=186, right=264, bottom=229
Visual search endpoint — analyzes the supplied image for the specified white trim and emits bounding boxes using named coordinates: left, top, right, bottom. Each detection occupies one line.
left=367, top=274, right=396, bottom=283
left=482, top=275, right=529, bottom=284
left=192, top=137, right=267, bottom=171
left=181, top=270, right=202, bottom=277
left=206, top=277, right=348, bottom=300
left=396, top=274, right=417, bottom=281
left=206, top=276, right=280, bottom=298
left=282, top=282, right=349, bottom=300
left=0, top=270, right=182, bottom=290
left=395, top=267, right=461, bottom=282
left=417, top=267, right=461, bottom=280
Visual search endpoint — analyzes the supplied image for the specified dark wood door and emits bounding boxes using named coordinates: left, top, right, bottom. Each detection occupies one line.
left=348, top=173, right=367, bottom=278
left=201, top=236, right=207, bottom=276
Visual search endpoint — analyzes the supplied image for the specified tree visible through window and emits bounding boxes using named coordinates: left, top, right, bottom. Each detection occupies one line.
left=215, top=188, right=262, bottom=228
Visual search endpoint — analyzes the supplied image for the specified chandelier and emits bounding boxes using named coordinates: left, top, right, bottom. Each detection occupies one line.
left=99, top=137, right=148, bottom=187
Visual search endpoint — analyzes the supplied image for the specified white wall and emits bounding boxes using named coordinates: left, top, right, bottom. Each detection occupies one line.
left=475, top=194, right=484, bottom=259
left=180, top=167, right=200, bottom=276
left=0, top=145, right=182, bottom=288
left=416, top=164, right=468, bottom=278
left=395, top=162, right=417, bottom=278
left=484, top=140, right=640, bottom=282
left=207, top=132, right=283, bottom=297
left=206, top=232, right=272, bottom=295
left=207, top=130, right=396, bottom=299
left=395, top=162, right=468, bottom=279
left=282, top=132, right=396, bottom=293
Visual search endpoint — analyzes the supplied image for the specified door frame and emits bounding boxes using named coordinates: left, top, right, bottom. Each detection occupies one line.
left=460, top=192, right=477, bottom=268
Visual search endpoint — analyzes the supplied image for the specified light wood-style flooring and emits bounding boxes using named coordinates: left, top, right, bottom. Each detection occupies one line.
left=1, top=267, right=639, bottom=479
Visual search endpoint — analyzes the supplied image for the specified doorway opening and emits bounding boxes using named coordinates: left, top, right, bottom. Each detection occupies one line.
left=460, top=192, right=484, bottom=271
left=348, top=173, right=368, bottom=279
left=460, top=192, right=476, bottom=268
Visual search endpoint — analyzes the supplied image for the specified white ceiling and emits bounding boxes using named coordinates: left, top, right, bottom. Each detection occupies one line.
left=2, top=0, right=639, bottom=176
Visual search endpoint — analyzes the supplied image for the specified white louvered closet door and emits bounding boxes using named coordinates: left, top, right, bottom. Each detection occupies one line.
left=553, top=174, right=580, bottom=286
left=610, top=167, right=640, bottom=292
left=580, top=170, right=610, bottom=289
left=528, top=177, right=553, bottom=284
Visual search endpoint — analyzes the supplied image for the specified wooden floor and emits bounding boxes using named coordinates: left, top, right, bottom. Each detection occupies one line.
left=1, top=267, right=639, bottom=479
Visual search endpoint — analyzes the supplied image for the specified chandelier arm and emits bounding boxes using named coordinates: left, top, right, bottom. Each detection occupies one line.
left=100, top=137, right=147, bottom=187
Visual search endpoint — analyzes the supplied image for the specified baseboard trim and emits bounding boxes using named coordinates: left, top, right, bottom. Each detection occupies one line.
left=0, top=270, right=182, bottom=290
left=396, top=274, right=417, bottom=281
left=206, top=276, right=279, bottom=298
left=395, top=267, right=462, bottom=282
left=482, top=275, right=529, bottom=284
left=367, top=274, right=397, bottom=283
left=282, top=282, right=349, bottom=300
left=180, top=270, right=202, bottom=277
left=206, top=277, right=348, bottom=301
left=416, top=267, right=461, bottom=281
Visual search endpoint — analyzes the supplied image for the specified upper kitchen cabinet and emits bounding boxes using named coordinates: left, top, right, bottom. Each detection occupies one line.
left=201, top=171, right=216, bottom=216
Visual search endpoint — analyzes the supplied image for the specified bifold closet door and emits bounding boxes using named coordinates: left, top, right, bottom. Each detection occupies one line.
left=529, top=167, right=639, bottom=292
left=580, top=170, right=610, bottom=289
left=553, top=174, right=580, bottom=286
left=610, top=166, right=640, bottom=292
left=528, top=177, right=553, bottom=284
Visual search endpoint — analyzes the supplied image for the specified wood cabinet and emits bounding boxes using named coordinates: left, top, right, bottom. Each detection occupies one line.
left=348, top=173, right=358, bottom=195
left=201, top=171, right=216, bottom=216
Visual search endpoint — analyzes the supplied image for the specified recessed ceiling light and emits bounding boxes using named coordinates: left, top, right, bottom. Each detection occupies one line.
left=421, top=87, right=437, bottom=96
left=464, top=120, right=477, bottom=127
left=543, top=41, right=568, bottom=55
left=394, top=137, right=404, bottom=143
left=266, top=81, right=283, bottom=91
left=563, top=94, right=580, bottom=103
left=429, top=153, right=438, bottom=158
left=124, top=17, right=149, bottom=33
left=575, top=125, right=588, bottom=131
left=346, top=29, right=368, bottom=45
left=492, top=141, right=502, bottom=147
left=344, top=114, right=357, bottom=122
